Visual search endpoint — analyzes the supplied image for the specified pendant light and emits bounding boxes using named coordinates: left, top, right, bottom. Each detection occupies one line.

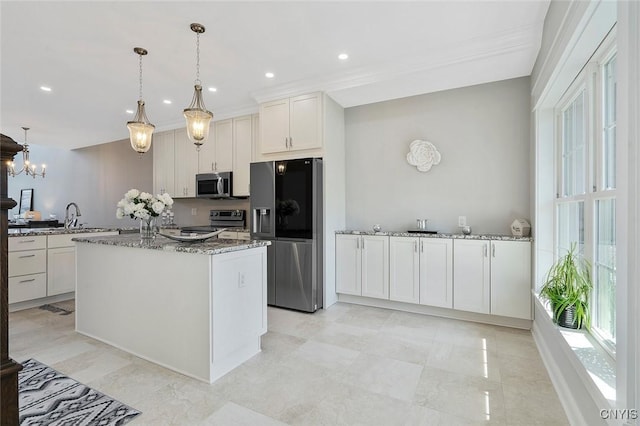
left=127, top=47, right=154, bottom=154
left=183, top=23, right=213, bottom=150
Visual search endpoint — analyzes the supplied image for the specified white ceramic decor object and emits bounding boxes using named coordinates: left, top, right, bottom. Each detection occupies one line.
left=406, top=139, right=441, bottom=172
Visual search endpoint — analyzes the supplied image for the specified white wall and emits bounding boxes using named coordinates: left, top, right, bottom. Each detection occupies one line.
left=344, top=77, right=531, bottom=235
left=7, top=138, right=152, bottom=228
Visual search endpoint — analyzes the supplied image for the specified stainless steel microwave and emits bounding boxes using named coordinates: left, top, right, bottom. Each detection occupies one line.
left=196, top=172, right=233, bottom=198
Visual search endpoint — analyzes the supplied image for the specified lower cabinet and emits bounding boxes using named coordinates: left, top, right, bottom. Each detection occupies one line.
left=335, top=234, right=389, bottom=299
left=9, top=231, right=119, bottom=306
left=389, top=237, right=453, bottom=307
left=453, top=239, right=532, bottom=319
left=490, top=240, right=532, bottom=319
left=47, top=246, right=76, bottom=296
left=8, top=235, right=47, bottom=304
left=337, top=233, right=531, bottom=322
left=453, top=240, right=491, bottom=314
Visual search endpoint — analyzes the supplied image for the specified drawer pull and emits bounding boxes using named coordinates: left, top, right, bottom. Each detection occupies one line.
left=19, top=278, right=36, bottom=283
left=19, top=240, right=37, bottom=243
left=19, top=254, right=36, bottom=258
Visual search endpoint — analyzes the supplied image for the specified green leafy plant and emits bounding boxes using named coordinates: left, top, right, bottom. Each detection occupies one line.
left=539, top=243, right=593, bottom=330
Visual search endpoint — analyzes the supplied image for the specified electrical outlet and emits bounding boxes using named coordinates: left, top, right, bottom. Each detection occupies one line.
left=458, top=216, right=467, bottom=227
left=191, top=208, right=197, bottom=216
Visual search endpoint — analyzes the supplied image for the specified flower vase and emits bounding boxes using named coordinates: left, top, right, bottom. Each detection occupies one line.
left=140, top=217, right=157, bottom=241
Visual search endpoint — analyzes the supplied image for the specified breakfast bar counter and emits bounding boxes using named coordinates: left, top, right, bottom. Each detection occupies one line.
left=73, top=234, right=270, bottom=383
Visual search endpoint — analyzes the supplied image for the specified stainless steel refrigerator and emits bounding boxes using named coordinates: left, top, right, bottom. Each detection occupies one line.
left=250, top=158, right=323, bottom=312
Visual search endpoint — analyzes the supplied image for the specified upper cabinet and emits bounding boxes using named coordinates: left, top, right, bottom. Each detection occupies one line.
left=174, top=128, right=200, bottom=198
left=259, top=92, right=323, bottom=158
left=153, top=114, right=256, bottom=199
left=199, top=119, right=233, bottom=173
left=232, top=115, right=253, bottom=197
left=152, top=130, right=175, bottom=196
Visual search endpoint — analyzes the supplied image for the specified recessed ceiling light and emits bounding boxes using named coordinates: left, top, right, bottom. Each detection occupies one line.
left=163, top=99, right=172, bottom=104
left=126, top=109, right=134, bottom=114
left=338, top=53, right=349, bottom=60
left=265, top=72, right=275, bottom=79
left=40, top=86, right=52, bottom=92
left=208, top=87, right=217, bottom=92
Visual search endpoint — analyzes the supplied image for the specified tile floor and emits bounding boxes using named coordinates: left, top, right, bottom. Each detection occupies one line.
left=9, top=301, right=569, bottom=425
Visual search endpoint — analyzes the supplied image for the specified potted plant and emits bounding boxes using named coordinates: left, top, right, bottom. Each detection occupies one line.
left=539, top=243, right=592, bottom=329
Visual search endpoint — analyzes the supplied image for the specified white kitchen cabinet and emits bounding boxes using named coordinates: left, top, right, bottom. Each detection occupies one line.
left=420, top=238, right=453, bottom=308
left=335, top=234, right=389, bottom=299
left=453, top=239, right=531, bottom=319
left=174, top=128, right=200, bottom=197
left=389, top=236, right=420, bottom=303
left=389, top=236, right=453, bottom=307
left=490, top=240, right=532, bottom=320
left=198, top=119, right=233, bottom=173
left=47, top=232, right=120, bottom=296
left=152, top=130, right=175, bottom=196
left=232, top=115, right=253, bottom=197
left=453, top=240, right=490, bottom=314
left=259, top=92, right=322, bottom=155
left=47, top=246, right=76, bottom=296
left=8, top=235, right=47, bottom=304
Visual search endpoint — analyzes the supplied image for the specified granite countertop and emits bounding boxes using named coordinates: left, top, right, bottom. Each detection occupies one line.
left=335, top=230, right=532, bottom=241
left=8, top=227, right=125, bottom=237
left=72, top=233, right=270, bottom=255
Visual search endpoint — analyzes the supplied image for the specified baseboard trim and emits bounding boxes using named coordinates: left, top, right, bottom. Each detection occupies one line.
left=9, top=293, right=74, bottom=313
left=337, top=294, right=532, bottom=329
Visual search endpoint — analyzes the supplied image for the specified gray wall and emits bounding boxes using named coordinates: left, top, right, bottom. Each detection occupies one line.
left=8, top=138, right=153, bottom=228
left=344, top=77, right=531, bottom=235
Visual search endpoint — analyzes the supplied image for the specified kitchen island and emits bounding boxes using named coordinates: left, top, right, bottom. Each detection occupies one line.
left=73, top=234, right=270, bottom=383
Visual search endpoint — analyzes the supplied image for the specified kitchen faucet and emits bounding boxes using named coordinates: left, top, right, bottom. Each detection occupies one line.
left=64, top=202, right=82, bottom=229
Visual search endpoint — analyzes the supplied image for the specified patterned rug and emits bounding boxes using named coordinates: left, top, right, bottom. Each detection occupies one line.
left=18, top=359, right=141, bottom=425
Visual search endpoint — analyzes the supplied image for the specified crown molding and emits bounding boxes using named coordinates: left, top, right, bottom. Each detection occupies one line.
left=252, top=23, right=544, bottom=106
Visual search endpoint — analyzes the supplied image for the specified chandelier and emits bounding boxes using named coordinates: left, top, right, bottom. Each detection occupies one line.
left=183, top=23, right=213, bottom=150
left=7, top=127, right=46, bottom=178
left=127, top=47, right=154, bottom=154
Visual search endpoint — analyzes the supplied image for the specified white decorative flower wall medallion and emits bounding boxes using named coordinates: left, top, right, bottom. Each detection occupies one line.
left=406, top=139, right=441, bottom=172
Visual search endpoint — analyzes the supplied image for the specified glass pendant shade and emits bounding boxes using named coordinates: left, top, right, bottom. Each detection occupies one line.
left=183, top=84, right=212, bottom=147
left=127, top=100, right=155, bottom=153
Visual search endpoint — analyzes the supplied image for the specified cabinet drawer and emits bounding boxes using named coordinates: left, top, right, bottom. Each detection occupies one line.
left=48, top=232, right=118, bottom=248
left=218, top=231, right=238, bottom=239
left=237, top=232, right=250, bottom=241
left=9, top=236, right=46, bottom=251
left=9, top=250, right=46, bottom=277
left=9, top=273, right=47, bottom=304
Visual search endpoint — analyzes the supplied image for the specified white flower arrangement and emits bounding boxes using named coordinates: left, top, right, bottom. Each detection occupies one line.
left=116, top=189, right=174, bottom=221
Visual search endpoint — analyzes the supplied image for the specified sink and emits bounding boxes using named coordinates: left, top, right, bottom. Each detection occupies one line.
left=406, top=230, right=438, bottom=234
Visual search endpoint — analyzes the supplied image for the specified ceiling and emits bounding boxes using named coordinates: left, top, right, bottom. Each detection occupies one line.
left=0, top=1, right=549, bottom=150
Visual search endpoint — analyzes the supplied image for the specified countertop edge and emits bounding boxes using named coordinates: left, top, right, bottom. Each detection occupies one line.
left=335, top=230, right=533, bottom=241
left=72, top=234, right=271, bottom=255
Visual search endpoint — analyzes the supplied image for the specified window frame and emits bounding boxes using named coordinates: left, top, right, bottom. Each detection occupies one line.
left=553, top=31, right=617, bottom=358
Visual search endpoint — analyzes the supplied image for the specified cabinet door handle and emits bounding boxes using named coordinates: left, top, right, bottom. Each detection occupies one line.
left=215, top=161, right=217, bottom=171
left=290, top=136, right=293, bottom=147
left=19, top=278, right=36, bottom=283
left=484, top=244, right=488, bottom=257
left=420, top=240, right=423, bottom=252
left=19, top=240, right=36, bottom=243
left=414, top=241, right=417, bottom=252
left=492, top=244, right=496, bottom=258
left=211, top=162, right=214, bottom=171
left=19, top=254, right=36, bottom=258
left=285, top=137, right=288, bottom=148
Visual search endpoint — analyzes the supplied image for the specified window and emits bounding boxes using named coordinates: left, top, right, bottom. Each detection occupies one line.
left=555, top=43, right=616, bottom=356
